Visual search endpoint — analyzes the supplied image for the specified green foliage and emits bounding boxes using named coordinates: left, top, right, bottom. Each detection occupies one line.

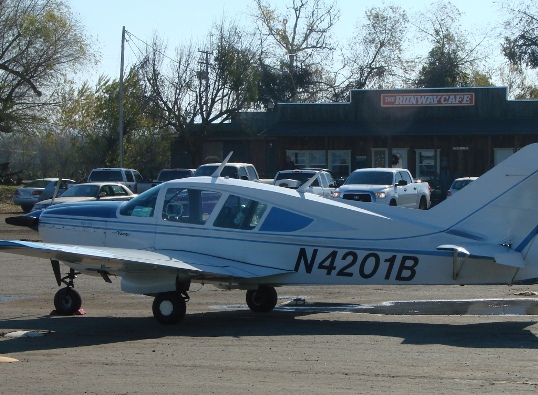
left=0, top=0, right=95, bottom=134
left=502, top=1, right=538, bottom=69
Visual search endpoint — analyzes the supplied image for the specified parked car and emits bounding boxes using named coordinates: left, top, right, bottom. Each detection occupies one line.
left=87, top=168, right=147, bottom=193
left=447, top=177, right=478, bottom=197
left=13, top=178, right=75, bottom=213
left=194, top=163, right=260, bottom=181
left=151, top=168, right=194, bottom=187
left=331, top=168, right=430, bottom=209
left=273, top=169, right=337, bottom=197
left=32, top=182, right=135, bottom=211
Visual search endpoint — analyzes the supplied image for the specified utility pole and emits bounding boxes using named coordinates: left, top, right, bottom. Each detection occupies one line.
left=197, top=50, right=211, bottom=116
left=118, top=26, right=125, bottom=167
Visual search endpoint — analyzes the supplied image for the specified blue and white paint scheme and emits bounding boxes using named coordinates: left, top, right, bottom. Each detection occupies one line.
left=2, top=145, right=538, bottom=324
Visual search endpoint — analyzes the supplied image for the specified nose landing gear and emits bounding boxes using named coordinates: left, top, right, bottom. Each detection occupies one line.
left=51, top=260, right=82, bottom=315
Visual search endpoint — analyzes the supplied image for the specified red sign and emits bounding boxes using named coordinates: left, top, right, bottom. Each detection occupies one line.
left=381, top=93, right=475, bottom=107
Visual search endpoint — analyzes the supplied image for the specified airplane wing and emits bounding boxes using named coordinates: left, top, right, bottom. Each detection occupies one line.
left=0, top=240, right=293, bottom=279
left=437, top=243, right=524, bottom=268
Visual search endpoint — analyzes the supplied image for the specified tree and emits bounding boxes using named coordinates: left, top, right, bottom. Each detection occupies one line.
left=253, top=0, right=339, bottom=102
left=413, top=1, right=491, bottom=88
left=332, top=5, right=410, bottom=101
left=0, top=0, right=95, bottom=134
left=501, top=0, right=538, bottom=69
left=137, top=21, right=260, bottom=166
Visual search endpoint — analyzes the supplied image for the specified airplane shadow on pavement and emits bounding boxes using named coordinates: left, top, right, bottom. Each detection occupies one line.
left=1, top=307, right=538, bottom=354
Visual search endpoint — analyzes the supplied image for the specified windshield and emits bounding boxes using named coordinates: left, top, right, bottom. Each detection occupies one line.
left=345, top=171, right=393, bottom=185
left=89, top=170, right=122, bottom=182
left=194, top=166, right=238, bottom=178
left=61, top=185, right=100, bottom=197
left=158, top=170, right=192, bottom=181
left=274, top=172, right=315, bottom=186
left=120, top=184, right=163, bottom=217
left=24, top=179, right=52, bottom=188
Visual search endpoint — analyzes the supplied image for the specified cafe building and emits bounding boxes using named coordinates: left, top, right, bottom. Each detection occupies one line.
left=172, top=86, right=538, bottom=189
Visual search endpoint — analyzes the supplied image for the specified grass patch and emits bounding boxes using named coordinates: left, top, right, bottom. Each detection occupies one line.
left=0, top=185, right=20, bottom=214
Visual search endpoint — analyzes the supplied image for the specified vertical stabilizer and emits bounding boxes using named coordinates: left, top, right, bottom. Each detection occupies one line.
left=430, top=144, right=538, bottom=252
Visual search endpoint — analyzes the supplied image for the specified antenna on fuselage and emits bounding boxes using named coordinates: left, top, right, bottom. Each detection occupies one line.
left=297, top=171, right=321, bottom=194
left=211, top=151, right=233, bottom=178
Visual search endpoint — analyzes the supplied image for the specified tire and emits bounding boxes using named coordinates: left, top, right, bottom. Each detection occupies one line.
left=152, top=292, right=186, bottom=324
left=54, top=288, right=82, bottom=315
left=246, top=286, right=278, bottom=313
left=389, top=200, right=397, bottom=206
left=419, top=197, right=428, bottom=210
left=21, top=205, right=33, bottom=213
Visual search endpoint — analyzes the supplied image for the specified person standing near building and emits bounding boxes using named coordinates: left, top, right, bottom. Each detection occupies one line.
left=284, top=155, right=296, bottom=170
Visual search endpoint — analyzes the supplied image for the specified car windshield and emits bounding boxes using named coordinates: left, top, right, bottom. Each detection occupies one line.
left=61, top=185, right=100, bottom=197
left=451, top=179, right=474, bottom=190
left=274, top=172, right=315, bottom=185
left=158, top=170, right=192, bottom=181
left=194, top=166, right=238, bottom=178
left=24, top=179, right=52, bottom=188
left=345, top=171, right=393, bottom=185
left=89, top=170, right=122, bottom=181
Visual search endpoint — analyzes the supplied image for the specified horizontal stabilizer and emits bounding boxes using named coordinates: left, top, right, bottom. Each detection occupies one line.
left=437, top=243, right=524, bottom=268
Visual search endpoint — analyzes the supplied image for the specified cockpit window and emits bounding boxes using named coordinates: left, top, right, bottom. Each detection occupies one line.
left=162, top=187, right=221, bottom=224
left=214, top=194, right=267, bottom=230
left=119, top=185, right=161, bottom=217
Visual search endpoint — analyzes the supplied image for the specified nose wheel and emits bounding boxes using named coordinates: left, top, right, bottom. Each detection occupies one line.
left=54, top=287, right=82, bottom=315
left=51, top=260, right=83, bottom=315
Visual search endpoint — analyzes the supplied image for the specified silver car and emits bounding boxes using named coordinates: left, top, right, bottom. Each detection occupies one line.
left=13, top=178, right=75, bottom=213
left=32, top=182, right=136, bottom=211
left=447, top=177, right=478, bottom=197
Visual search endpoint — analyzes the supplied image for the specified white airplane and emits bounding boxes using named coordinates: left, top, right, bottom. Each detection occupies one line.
left=1, top=144, right=538, bottom=324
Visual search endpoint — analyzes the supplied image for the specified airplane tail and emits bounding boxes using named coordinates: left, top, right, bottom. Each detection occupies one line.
left=430, top=143, right=538, bottom=257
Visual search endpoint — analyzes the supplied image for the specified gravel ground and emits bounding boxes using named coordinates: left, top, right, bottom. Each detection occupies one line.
left=1, top=209, right=538, bottom=394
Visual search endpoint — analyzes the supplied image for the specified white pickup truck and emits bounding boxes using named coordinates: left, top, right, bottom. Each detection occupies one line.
left=273, top=169, right=337, bottom=198
left=331, top=168, right=430, bottom=209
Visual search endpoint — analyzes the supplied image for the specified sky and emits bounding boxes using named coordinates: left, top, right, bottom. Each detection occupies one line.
left=67, top=0, right=506, bottom=85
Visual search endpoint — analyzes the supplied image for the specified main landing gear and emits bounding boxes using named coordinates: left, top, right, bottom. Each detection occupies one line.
left=51, top=260, right=82, bottom=315
left=246, top=286, right=278, bottom=313
left=151, top=285, right=278, bottom=324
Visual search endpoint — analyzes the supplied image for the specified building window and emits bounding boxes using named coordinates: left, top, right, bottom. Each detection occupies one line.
left=328, top=150, right=351, bottom=178
left=372, top=148, right=387, bottom=167
left=286, top=150, right=326, bottom=168
left=416, top=149, right=440, bottom=180
left=371, top=148, right=408, bottom=168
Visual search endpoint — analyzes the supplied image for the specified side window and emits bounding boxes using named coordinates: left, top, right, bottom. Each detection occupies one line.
left=125, top=171, right=134, bottom=183
left=162, top=188, right=221, bottom=224
left=394, top=172, right=403, bottom=185
left=246, top=166, right=258, bottom=180
left=326, top=173, right=336, bottom=187
left=401, top=171, right=413, bottom=184
left=214, top=194, right=267, bottom=230
left=112, top=185, right=127, bottom=196
left=238, top=167, right=248, bottom=180
left=119, top=186, right=160, bottom=217
left=133, top=171, right=143, bottom=182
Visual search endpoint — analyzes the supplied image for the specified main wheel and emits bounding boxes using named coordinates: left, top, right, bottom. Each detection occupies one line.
left=152, top=292, right=186, bottom=324
left=246, top=286, right=278, bottom=313
left=419, top=197, right=428, bottom=210
left=53, top=288, right=82, bottom=315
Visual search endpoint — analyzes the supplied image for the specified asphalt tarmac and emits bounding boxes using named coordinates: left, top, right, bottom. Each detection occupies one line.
left=1, top=212, right=538, bottom=394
